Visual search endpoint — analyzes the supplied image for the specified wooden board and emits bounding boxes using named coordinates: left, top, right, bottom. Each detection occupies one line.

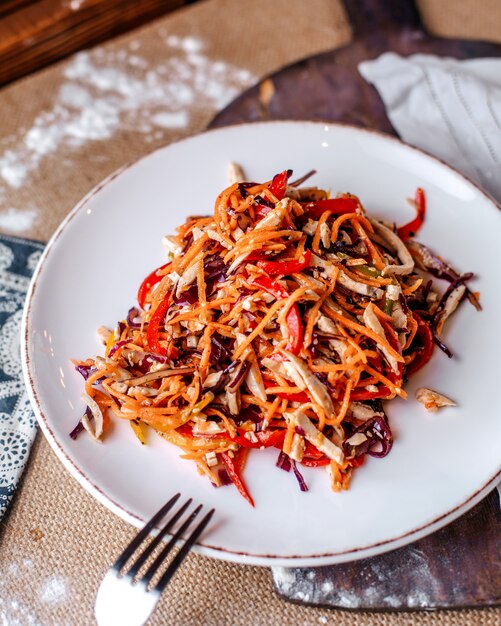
left=271, top=491, right=500, bottom=611
left=0, top=0, right=185, bottom=87
left=209, top=0, right=501, bottom=611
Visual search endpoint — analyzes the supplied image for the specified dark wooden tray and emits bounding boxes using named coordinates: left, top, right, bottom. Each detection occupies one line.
left=271, top=491, right=500, bottom=611
left=209, top=0, right=501, bottom=611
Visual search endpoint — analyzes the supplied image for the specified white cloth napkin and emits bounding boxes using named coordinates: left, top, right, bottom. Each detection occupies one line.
left=359, top=53, right=501, bottom=202
left=359, top=53, right=501, bottom=505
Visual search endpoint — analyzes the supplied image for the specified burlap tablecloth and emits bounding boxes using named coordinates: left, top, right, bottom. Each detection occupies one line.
left=0, top=1, right=499, bottom=624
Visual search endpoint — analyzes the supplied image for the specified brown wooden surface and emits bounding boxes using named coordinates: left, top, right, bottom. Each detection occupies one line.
left=209, top=0, right=501, bottom=611
left=0, top=0, right=35, bottom=18
left=272, top=491, right=501, bottom=611
left=211, top=0, right=501, bottom=132
left=0, top=0, right=186, bottom=87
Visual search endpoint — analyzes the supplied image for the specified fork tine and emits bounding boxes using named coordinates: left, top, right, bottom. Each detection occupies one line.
left=154, top=508, right=215, bottom=593
left=114, top=493, right=181, bottom=571
left=141, top=504, right=203, bottom=586
left=126, top=498, right=192, bottom=579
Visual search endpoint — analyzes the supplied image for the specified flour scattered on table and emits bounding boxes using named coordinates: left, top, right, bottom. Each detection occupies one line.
left=0, top=208, right=36, bottom=234
left=0, top=34, right=256, bottom=215
left=321, top=580, right=333, bottom=593
left=0, top=559, right=43, bottom=626
left=39, top=576, right=67, bottom=605
left=0, top=597, right=42, bottom=626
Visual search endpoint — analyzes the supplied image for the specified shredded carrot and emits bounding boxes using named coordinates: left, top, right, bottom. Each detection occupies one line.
left=312, top=210, right=331, bottom=254
left=232, top=300, right=285, bottom=360
left=330, top=212, right=359, bottom=243
left=74, top=171, right=473, bottom=504
left=403, top=313, right=419, bottom=350
left=327, top=379, right=354, bottom=426
left=321, top=304, right=404, bottom=363
left=372, top=304, right=394, bottom=324
left=352, top=219, right=385, bottom=270
left=403, top=277, right=423, bottom=295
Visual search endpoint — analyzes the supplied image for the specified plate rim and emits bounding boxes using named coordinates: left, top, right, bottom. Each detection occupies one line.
left=21, top=119, right=501, bottom=567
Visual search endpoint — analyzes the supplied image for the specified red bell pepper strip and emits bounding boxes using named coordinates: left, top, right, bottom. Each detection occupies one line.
left=233, top=447, right=249, bottom=475
left=245, top=251, right=267, bottom=262
left=303, top=441, right=323, bottom=458
left=146, top=295, right=170, bottom=356
left=276, top=390, right=310, bottom=402
left=349, top=454, right=366, bottom=468
left=397, top=187, right=426, bottom=240
left=301, top=457, right=330, bottom=467
left=303, top=198, right=359, bottom=220
left=178, top=425, right=286, bottom=449
left=137, top=262, right=170, bottom=309
left=350, top=387, right=392, bottom=401
left=252, top=276, right=303, bottom=354
left=254, top=203, right=273, bottom=219
left=256, top=250, right=312, bottom=277
left=221, top=452, right=254, bottom=507
left=268, top=170, right=291, bottom=201
left=406, top=313, right=434, bottom=376
left=299, top=441, right=330, bottom=466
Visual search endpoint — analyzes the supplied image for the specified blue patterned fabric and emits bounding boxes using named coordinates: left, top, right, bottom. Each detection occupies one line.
left=0, top=234, right=45, bottom=519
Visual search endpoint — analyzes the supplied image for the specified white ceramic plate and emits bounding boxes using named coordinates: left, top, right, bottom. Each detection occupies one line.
left=22, top=122, right=501, bottom=567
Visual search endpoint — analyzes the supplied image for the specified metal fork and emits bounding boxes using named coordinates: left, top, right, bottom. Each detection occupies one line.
left=95, top=493, right=214, bottom=626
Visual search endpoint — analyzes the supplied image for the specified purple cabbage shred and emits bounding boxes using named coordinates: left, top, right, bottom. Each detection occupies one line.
left=75, top=364, right=94, bottom=380
left=343, top=415, right=393, bottom=459
left=69, top=407, right=91, bottom=440
left=108, top=339, right=131, bottom=359
left=127, top=307, right=142, bottom=329
left=217, top=468, right=232, bottom=486
left=291, top=460, right=309, bottom=492
left=276, top=451, right=291, bottom=473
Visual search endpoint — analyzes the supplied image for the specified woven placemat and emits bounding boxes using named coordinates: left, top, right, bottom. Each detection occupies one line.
left=417, top=0, right=501, bottom=44
left=0, top=1, right=500, bottom=624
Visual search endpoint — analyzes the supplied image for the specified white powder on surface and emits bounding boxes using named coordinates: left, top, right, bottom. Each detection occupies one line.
left=39, top=576, right=67, bottom=606
left=273, top=546, right=447, bottom=610
left=321, top=580, right=333, bottom=594
left=0, top=598, right=43, bottom=626
left=272, top=567, right=296, bottom=594
left=0, top=34, right=256, bottom=233
left=0, top=559, right=43, bottom=626
left=0, top=209, right=37, bottom=233
left=151, top=111, right=189, bottom=129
